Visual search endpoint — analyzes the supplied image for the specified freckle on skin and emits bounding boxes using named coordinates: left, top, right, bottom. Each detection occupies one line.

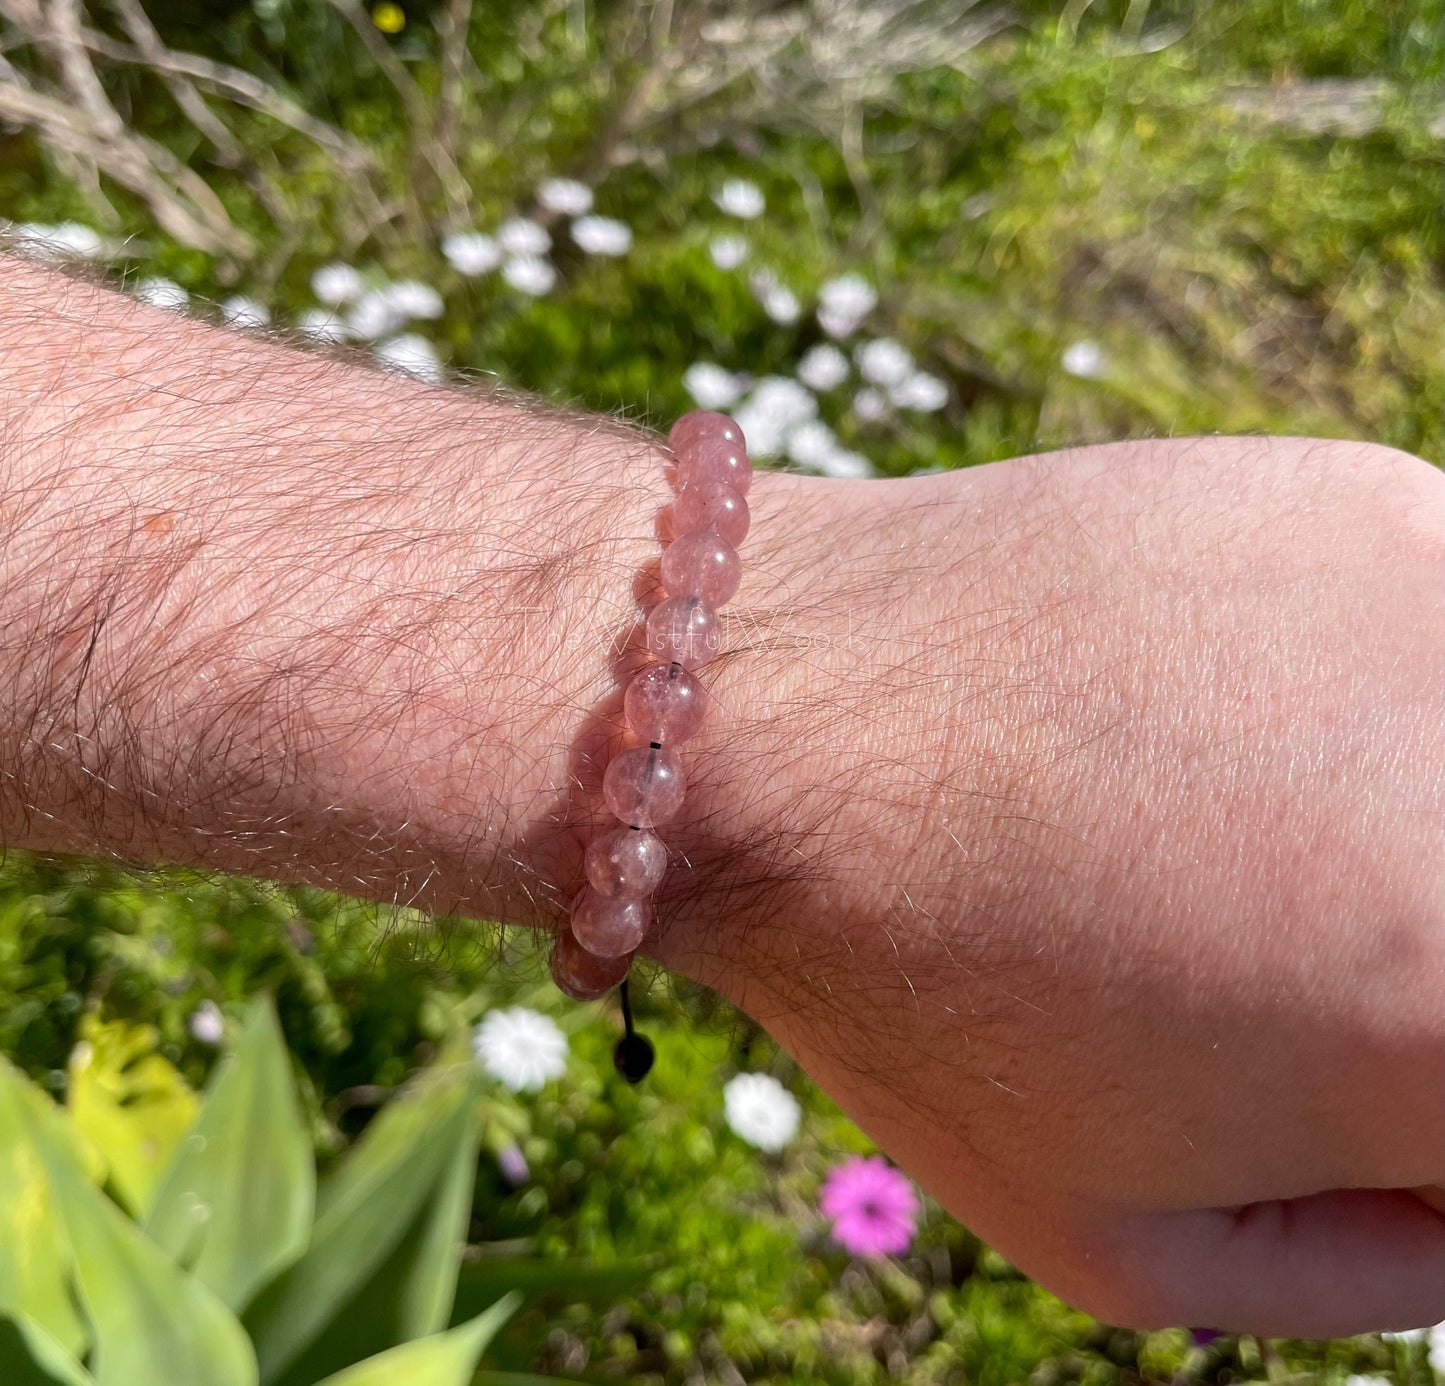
left=143, top=512, right=174, bottom=536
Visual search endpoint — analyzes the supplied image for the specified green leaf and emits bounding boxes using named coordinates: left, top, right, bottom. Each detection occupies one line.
left=146, top=997, right=314, bottom=1312
left=0, top=1314, right=96, bottom=1386
left=0, top=1067, right=89, bottom=1357
left=308, top=1295, right=519, bottom=1386
left=244, top=1058, right=480, bottom=1386
left=66, top=1017, right=199, bottom=1215
left=12, top=1069, right=258, bottom=1386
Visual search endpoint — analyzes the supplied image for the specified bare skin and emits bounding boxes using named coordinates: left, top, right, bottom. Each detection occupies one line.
left=660, top=441, right=1445, bottom=1335
left=2, top=259, right=1441, bottom=1335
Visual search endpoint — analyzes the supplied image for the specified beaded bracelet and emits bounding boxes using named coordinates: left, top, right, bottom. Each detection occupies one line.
left=549, top=409, right=753, bottom=1081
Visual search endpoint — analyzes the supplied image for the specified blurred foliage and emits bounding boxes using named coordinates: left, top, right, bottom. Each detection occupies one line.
left=65, top=1015, right=199, bottom=1215
left=0, top=1000, right=528, bottom=1385
left=0, top=0, right=1441, bottom=1381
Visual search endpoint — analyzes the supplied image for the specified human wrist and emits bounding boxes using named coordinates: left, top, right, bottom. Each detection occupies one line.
left=640, top=463, right=1012, bottom=1004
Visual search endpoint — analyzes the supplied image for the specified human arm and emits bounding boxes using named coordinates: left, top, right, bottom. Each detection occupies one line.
left=0, top=256, right=678, bottom=918
left=3, top=258, right=1441, bottom=1335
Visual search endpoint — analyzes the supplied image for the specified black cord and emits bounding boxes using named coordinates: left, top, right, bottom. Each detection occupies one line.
left=612, top=977, right=655, bottom=1083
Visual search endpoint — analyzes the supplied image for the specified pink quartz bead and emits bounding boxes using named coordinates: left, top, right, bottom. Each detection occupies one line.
left=602, top=745, right=686, bottom=827
left=585, top=825, right=668, bottom=898
left=662, top=529, right=741, bottom=607
left=668, top=410, right=745, bottom=459
left=645, top=594, right=721, bottom=668
left=550, top=926, right=632, bottom=1000
left=673, top=481, right=750, bottom=546
left=571, top=886, right=650, bottom=958
left=674, top=433, right=752, bottom=496
left=624, top=661, right=707, bottom=746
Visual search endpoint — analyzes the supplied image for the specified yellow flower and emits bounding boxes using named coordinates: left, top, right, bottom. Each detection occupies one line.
left=371, top=2, right=404, bottom=34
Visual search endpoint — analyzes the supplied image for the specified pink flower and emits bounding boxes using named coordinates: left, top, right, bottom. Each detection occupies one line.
left=819, top=1155, right=919, bottom=1258
left=496, top=1142, right=530, bottom=1187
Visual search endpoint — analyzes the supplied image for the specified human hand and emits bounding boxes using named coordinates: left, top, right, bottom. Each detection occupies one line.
left=652, top=436, right=1444, bottom=1336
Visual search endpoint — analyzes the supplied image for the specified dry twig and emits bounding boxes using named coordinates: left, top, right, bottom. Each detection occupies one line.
left=323, top=0, right=470, bottom=217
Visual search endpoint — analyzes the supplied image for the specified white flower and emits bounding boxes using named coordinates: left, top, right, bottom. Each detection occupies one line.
left=7, top=222, right=54, bottom=252
left=683, top=362, right=744, bottom=410
left=732, top=376, right=817, bottom=459
left=784, top=420, right=875, bottom=478
left=442, top=231, right=501, bottom=276
left=221, top=295, right=270, bottom=329
left=347, top=290, right=406, bottom=340
left=1344, top=1377, right=1391, bottom=1386
left=54, top=222, right=105, bottom=259
left=297, top=307, right=351, bottom=344
left=188, top=1000, right=225, bottom=1046
left=723, top=1073, right=801, bottom=1151
left=375, top=333, right=442, bottom=382
left=760, top=282, right=801, bottom=325
left=731, top=404, right=784, bottom=459
left=856, top=337, right=913, bottom=388
left=817, top=275, right=876, bottom=338
left=9, top=221, right=98, bottom=259
left=714, top=178, right=765, bottom=219
left=797, top=343, right=850, bottom=392
left=134, top=277, right=188, bottom=312
left=537, top=177, right=594, bottom=216
left=1381, top=1321, right=1445, bottom=1367
left=473, top=1007, right=568, bottom=1092
left=818, top=305, right=862, bottom=339
left=709, top=234, right=749, bottom=270
left=748, top=266, right=800, bottom=323
left=16, top=221, right=104, bottom=260
left=312, top=262, right=365, bottom=306
left=851, top=387, right=890, bottom=423
left=571, top=215, right=633, bottom=257
left=383, top=280, right=444, bottom=321
left=813, top=447, right=874, bottom=479
left=1429, top=1319, right=1445, bottom=1375
left=785, top=420, right=840, bottom=467
left=750, top=376, right=818, bottom=424
left=498, top=217, right=551, bottom=257
left=1061, top=340, right=1106, bottom=379
left=819, top=273, right=876, bottom=319
left=889, top=370, right=948, bottom=412
left=501, top=255, right=557, bottom=296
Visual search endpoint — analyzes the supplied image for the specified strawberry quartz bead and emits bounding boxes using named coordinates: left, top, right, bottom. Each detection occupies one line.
left=571, top=887, right=650, bottom=957
left=602, top=745, right=686, bottom=828
left=646, top=595, right=720, bottom=667
left=585, top=825, right=668, bottom=898
left=673, top=481, right=749, bottom=546
left=550, top=926, right=632, bottom=1000
left=661, top=529, right=742, bottom=606
left=674, top=433, right=752, bottom=496
left=624, top=662, right=707, bottom=746
left=667, top=410, right=744, bottom=460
